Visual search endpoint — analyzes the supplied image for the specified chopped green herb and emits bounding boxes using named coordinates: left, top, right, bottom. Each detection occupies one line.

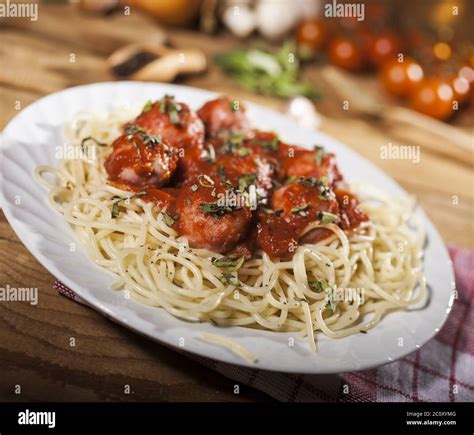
left=161, top=211, right=179, bottom=226
left=159, top=99, right=166, bottom=113
left=318, top=211, right=338, bottom=224
left=111, top=201, right=120, bottom=218
left=317, top=176, right=331, bottom=200
left=295, top=176, right=318, bottom=187
left=313, top=145, right=325, bottom=165
left=200, top=201, right=237, bottom=216
left=169, top=106, right=181, bottom=124
left=142, top=100, right=153, bottom=113
left=237, top=173, right=257, bottom=193
left=325, top=285, right=337, bottom=313
left=221, top=131, right=247, bottom=155
left=250, top=135, right=280, bottom=152
left=124, top=125, right=162, bottom=148
left=211, top=254, right=245, bottom=271
left=308, top=280, right=329, bottom=293
left=262, top=208, right=283, bottom=217
left=237, top=146, right=250, bottom=156
left=291, top=203, right=309, bottom=217
left=158, top=95, right=182, bottom=125
left=219, top=272, right=240, bottom=286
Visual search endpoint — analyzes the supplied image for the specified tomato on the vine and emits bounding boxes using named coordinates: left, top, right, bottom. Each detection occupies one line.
left=295, top=19, right=328, bottom=59
left=410, top=78, right=454, bottom=120
left=367, top=32, right=402, bottom=67
left=328, top=36, right=364, bottom=71
left=380, top=57, right=424, bottom=97
left=451, top=75, right=470, bottom=105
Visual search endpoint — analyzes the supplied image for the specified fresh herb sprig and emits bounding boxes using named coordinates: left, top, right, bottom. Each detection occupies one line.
left=215, top=43, right=319, bottom=100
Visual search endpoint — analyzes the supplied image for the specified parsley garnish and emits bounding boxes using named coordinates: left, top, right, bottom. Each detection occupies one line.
left=158, top=95, right=183, bottom=125
left=161, top=211, right=179, bottom=226
left=325, top=285, right=337, bottom=313
left=124, top=125, right=162, bottom=148
left=221, top=131, right=247, bottom=155
left=110, top=192, right=147, bottom=218
left=262, top=208, right=283, bottom=217
left=211, top=254, right=245, bottom=271
left=111, top=200, right=121, bottom=218
left=308, top=280, right=329, bottom=293
left=200, top=201, right=238, bottom=216
left=318, top=211, right=338, bottom=224
left=313, top=145, right=325, bottom=165
left=219, top=272, right=240, bottom=286
left=291, top=203, right=309, bottom=217
left=249, top=135, right=280, bottom=152
left=142, top=100, right=153, bottom=113
left=237, top=174, right=257, bottom=193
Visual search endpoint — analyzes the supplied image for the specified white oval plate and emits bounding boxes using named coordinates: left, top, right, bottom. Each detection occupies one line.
left=0, top=82, right=454, bottom=374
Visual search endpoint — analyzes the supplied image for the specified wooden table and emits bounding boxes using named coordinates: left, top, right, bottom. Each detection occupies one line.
left=0, top=4, right=472, bottom=402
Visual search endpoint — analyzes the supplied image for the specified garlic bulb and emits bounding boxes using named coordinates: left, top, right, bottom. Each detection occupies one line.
left=222, top=3, right=256, bottom=38
left=284, top=96, right=322, bottom=130
left=255, top=0, right=300, bottom=40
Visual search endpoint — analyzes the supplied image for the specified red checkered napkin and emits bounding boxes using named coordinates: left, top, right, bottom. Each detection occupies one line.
left=54, top=245, right=474, bottom=402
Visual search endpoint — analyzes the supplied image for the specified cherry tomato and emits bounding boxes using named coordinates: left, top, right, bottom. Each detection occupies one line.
left=380, top=57, right=424, bottom=97
left=451, top=75, right=470, bottom=105
left=410, top=78, right=454, bottom=120
left=367, top=33, right=402, bottom=67
left=295, top=19, right=328, bottom=59
left=328, top=36, right=364, bottom=72
left=458, top=65, right=474, bottom=84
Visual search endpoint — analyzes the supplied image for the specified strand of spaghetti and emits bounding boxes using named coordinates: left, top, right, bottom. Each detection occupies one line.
left=200, top=333, right=257, bottom=362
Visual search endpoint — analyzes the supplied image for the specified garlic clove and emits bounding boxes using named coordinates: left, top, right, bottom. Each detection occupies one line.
left=284, top=96, right=322, bottom=130
left=222, top=4, right=256, bottom=38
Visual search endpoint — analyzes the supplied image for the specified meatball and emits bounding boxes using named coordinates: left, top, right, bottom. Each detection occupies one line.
left=277, top=145, right=343, bottom=186
left=271, top=182, right=339, bottom=228
left=216, top=153, right=274, bottom=204
left=130, top=96, right=205, bottom=152
left=104, top=126, right=178, bottom=187
left=175, top=174, right=252, bottom=253
left=197, top=97, right=250, bottom=138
